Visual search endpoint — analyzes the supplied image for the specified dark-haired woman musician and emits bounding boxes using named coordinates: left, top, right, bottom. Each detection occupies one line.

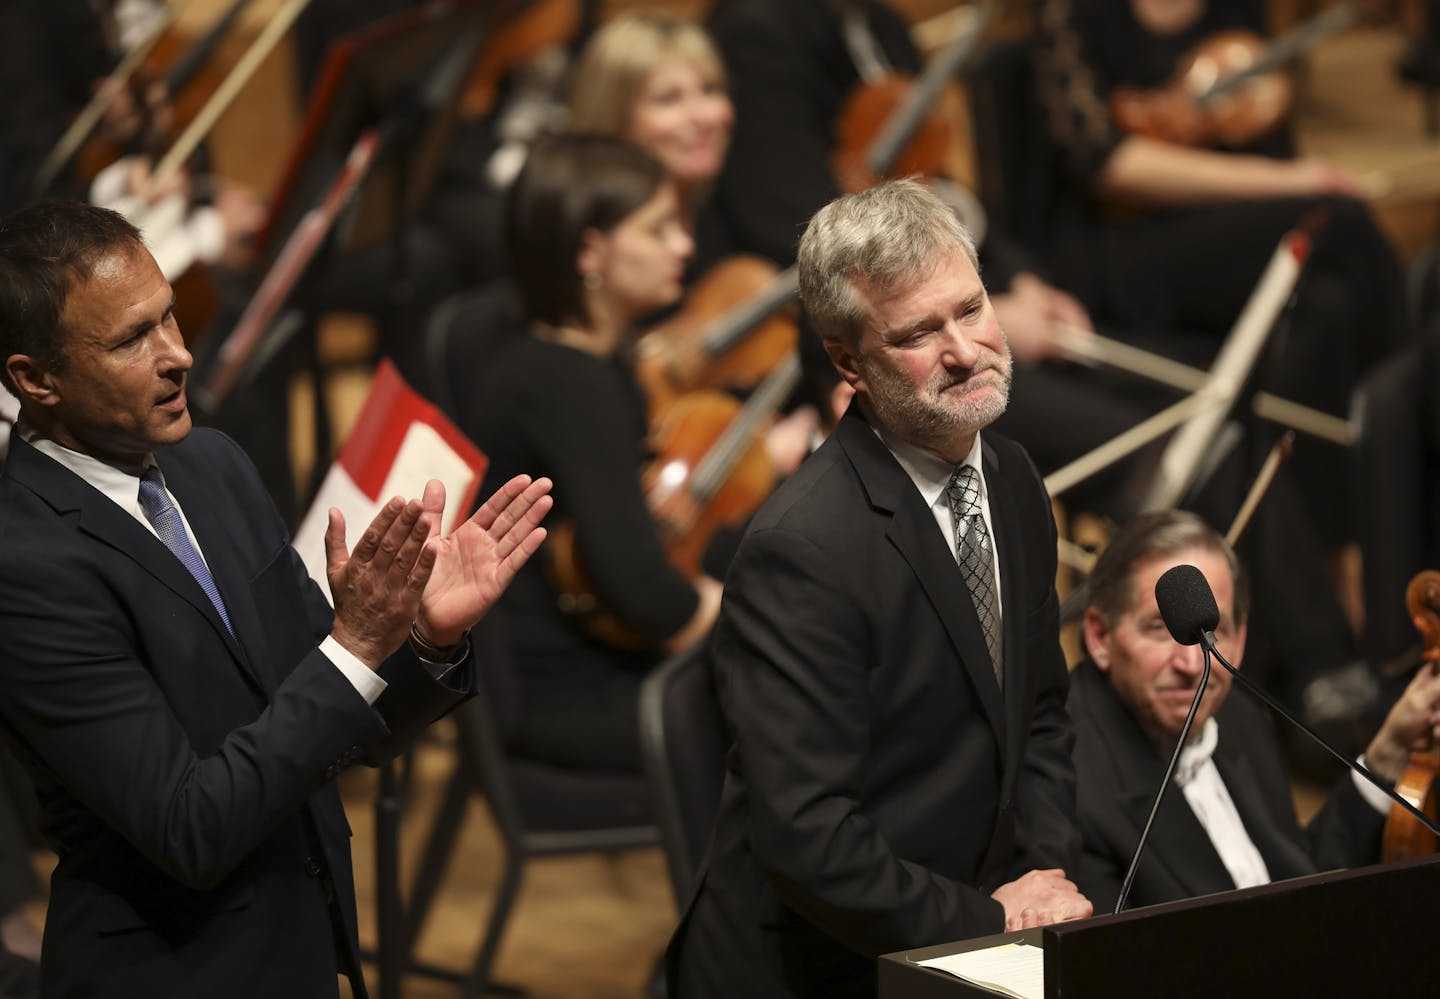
left=460, top=133, right=721, bottom=773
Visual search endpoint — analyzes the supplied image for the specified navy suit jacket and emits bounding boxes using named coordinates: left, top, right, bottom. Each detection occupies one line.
left=670, top=407, right=1079, bottom=998
left=0, top=428, right=471, bottom=998
left=1068, top=658, right=1384, bottom=912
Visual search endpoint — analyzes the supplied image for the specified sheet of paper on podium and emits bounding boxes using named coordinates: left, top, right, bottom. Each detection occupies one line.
left=914, top=941, right=1044, bottom=999
left=294, top=359, right=488, bottom=603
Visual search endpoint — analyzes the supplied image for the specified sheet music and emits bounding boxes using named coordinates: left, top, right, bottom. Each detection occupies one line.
left=294, top=421, right=477, bottom=602
left=915, top=941, right=1044, bottom=999
left=378, top=421, right=476, bottom=536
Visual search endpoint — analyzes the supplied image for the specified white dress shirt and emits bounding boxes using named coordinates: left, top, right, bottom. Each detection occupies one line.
left=1174, top=718, right=1392, bottom=892
left=1173, top=717, right=1272, bottom=890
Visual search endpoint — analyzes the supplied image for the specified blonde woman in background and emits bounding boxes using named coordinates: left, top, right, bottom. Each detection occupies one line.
left=568, top=12, right=734, bottom=231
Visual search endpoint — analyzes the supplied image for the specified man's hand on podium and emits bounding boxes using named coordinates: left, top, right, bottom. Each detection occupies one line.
left=991, top=869, right=1093, bottom=931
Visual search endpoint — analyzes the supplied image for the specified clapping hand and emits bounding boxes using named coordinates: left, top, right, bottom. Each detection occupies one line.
left=413, top=475, right=553, bottom=647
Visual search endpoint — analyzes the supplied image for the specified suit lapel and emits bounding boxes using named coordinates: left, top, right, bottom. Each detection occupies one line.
left=160, top=452, right=277, bottom=696
left=834, top=410, right=1006, bottom=744
left=1213, top=724, right=1312, bottom=880
left=982, top=439, right=1029, bottom=784
left=9, top=436, right=270, bottom=697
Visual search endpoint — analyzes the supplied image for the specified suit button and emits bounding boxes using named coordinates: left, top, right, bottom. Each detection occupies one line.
left=305, top=857, right=322, bottom=878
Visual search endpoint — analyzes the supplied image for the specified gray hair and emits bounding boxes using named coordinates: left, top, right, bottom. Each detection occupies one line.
left=1086, top=510, right=1250, bottom=627
left=797, top=178, right=980, bottom=348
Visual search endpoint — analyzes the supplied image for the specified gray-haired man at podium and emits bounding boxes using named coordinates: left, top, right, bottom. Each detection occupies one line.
left=669, top=179, right=1092, bottom=998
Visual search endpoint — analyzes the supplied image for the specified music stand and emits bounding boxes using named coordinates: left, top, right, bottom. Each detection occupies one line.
left=249, top=0, right=504, bottom=274
left=191, top=0, right=497, bottom=511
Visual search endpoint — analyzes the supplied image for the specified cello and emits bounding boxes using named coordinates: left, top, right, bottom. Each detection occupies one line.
left=830, top=2, right=991, bottom=238
left=633, top=256, right=800, bottom=422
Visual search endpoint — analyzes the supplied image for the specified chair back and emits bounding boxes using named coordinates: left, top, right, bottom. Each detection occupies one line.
left=422, top=278, right=526, bottom=423
left=638, top=643, right=727, bottom=905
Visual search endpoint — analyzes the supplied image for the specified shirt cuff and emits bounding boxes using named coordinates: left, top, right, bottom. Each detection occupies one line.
left=321, top=635, right=387, bottom=705
left=409, top=630, right=470, bottom=681
left=1352, top=754, right=1394, bottom=815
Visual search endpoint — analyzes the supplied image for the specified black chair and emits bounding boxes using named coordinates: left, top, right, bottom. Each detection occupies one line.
left=401, top=613, right=659, bottom=996
left=637, top=642, right=727, bottom=908
left=421, top=278, right=526, bottom=425
left=401, top=284, right=659, bottom=996
left=1352, top=335, right=1440, bottom=666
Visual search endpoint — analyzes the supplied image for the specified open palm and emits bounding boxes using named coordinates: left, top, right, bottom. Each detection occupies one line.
left=415, top=475, right=553, bottom=646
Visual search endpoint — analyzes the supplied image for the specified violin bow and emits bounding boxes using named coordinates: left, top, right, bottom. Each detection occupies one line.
left=31, top=0, right=196, bottom=196
left=1043, top=217, right=1329, bottom=504
left=1197, top=2, right=1360, bottom=108
left=145, top=0, right=314, bottom=198
left=1050, top=324, right=1351, bottom=448
left=1225, top=431, right=1294, bottom=546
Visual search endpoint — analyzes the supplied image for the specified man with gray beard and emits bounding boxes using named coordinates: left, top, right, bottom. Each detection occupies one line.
left=667, top=179, right=1091, bottom=998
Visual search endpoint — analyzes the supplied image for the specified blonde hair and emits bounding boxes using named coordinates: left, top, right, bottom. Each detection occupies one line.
left=567, top=12, right=727, bottom=136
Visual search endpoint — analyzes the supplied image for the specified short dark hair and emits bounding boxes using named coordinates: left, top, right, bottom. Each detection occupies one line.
left=1086, top=510, right=1251, bottom=626
left=0, top=201, right=145, bottom=395
left=505, top=133, right=666, bottom=327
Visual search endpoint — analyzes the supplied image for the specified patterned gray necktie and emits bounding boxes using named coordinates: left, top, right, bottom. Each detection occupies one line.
left=946, top=464, right=1002, bottom=682
left=138, top=467, right=235, bottom=637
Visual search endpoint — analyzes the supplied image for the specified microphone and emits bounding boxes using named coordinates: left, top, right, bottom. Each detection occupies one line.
left=1155, top=564, right=1219, bottom=646
left=1112, top=565, right=1214, bottom=913
left=1152, top=564, right=1440, bottom=842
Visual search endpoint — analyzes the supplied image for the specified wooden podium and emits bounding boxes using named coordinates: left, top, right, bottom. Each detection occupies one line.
left=879, top=855, right=1440, bottom=998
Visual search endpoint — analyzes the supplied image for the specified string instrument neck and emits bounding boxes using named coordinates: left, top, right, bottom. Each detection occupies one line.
left=1382, top=569, right=1440, bottom=860
left=1110, top=1, right=1380, bottom=148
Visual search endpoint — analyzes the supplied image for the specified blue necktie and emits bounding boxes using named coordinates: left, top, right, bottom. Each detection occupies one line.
left=138, top=467, right=235, bottom=637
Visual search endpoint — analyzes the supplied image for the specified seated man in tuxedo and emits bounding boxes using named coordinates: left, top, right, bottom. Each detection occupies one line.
left=0, top=200, right=551, bottom=997
left=1071, top=509, right=1440, bottom=912
left=670, top=179, right=1091, bottom=999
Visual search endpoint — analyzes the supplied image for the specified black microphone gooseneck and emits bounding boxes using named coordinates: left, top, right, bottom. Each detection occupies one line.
left=1111, top=565, right=1221, bottom=913
left=1114, top=649, right=1210, bottom=913
left=1154, top=564, right=1440, bottom=842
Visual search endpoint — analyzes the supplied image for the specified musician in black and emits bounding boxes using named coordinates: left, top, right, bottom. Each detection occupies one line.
left=459, top=134, right=721, bottom=773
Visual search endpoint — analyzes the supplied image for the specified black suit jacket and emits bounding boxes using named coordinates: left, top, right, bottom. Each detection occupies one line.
left=1068, top=658, right=1383, bottom=912
left=0, top=429, right=470, bottom=998
left=670, top=407, right=1079, bottom=998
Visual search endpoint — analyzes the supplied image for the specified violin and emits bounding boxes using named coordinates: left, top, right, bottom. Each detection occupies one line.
left=633, top=256, right=800, bottom=423
left=1110, top=2, right=1376, bottom=148
left=832, top=75, right=969, bottom=193
left=456, top=0, right=579, bottom=120
left=1382, top=570, right=1440, bottom=859
left=547, top=354, right=802, bottom=650
left=72, top=0, right=258, bottom=184
left=830, top=3, right=990, bottom=194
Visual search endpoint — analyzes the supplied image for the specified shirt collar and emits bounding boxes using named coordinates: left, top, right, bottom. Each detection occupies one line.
left=17, top=420, right=155, bottom=513
left=1173, top=716, right=1221, bottom=787
left=874, top=426, right=985, bottom=512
